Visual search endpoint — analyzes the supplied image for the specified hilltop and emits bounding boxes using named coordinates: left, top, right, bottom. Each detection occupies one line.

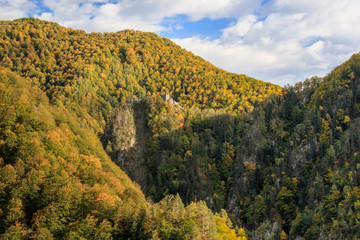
left=0, top=17, right=281, bottom=123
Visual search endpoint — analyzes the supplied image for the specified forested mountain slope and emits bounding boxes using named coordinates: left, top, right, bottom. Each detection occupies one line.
left=0, top=18, right=261, bottom=239
left=0, top=17, right=280, bottom=124
left=227, top=54, right=360, bottom=239
left=0, top=67, right=145, bottom=238
left=2, top=17, right=360, bottom=240
left=0, top=67, right=246, bottom=239
left=116, top=53, right=360, bottom=239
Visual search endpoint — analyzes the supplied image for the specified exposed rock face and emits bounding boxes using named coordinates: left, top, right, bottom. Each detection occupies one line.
left=111, top=106, right=136, bottom=153
left=253, top=221, right=282, bottom=240
left=289, top=135, right=318, bottom=176
left=290, top=143, right=311, bottom=174
left=102, top=102, right=149, bottom=192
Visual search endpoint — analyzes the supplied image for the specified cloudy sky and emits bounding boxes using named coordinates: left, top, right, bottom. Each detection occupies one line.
left=1, top=0, right=360, bottom=86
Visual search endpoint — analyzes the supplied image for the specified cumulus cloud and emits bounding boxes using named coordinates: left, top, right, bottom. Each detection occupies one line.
left=0, top=0, right=360, bottom=85
left=174, top=0, right=360, bottom=85
left=0, top=0, right=35, bottom=19
left=32, top=0, right=260, bottom=33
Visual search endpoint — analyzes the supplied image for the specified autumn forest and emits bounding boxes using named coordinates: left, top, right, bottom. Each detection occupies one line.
left=1, top=18, right=360, bottom=239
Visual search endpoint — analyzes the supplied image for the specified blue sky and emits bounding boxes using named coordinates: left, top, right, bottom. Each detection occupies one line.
left=161, top=15, right=233, bottom=40
left=1, top=0, right=360, bottom=86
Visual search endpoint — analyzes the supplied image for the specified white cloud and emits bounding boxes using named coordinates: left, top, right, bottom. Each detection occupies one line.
left=222, top=15, right=257, bottom=39
left=174, top=0, right=360, bottom=86
left=1, top=0, right=360, bottom=86
left=0, top=0, right=35, bottom=19
left=32, top=0, right=261, bottom=33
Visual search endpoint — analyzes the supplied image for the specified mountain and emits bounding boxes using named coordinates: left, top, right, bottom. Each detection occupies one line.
left=0, top=17, right=280, bottom=122
left=127, top=53, right=360, bottom=239
left=225, top=54, right=360, bottom=239
left=0, top=62, right=247, bottom=240
left=0, top=18, right=259, bottom=239
left=102, top=53, right=360, bottom=240
left=2, top=17, right=360, bottom=239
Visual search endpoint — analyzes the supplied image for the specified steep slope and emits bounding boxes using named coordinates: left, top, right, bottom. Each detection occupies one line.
left=0, top=18, right=254, bottom=239
left=0, top=67, right=146, bottom=238
left=103, top=53, right=360, bottom=239
left=221, top=54, right=360, bottom=238
left=7, top=16, right=360, bottom=239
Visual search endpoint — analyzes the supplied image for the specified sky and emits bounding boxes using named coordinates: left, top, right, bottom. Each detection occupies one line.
left=1, top=0, right=360, bottom=86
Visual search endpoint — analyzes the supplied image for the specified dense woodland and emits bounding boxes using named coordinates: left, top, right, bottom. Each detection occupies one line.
left=0, top=17, right=280, bottom=121
left=1, top=17, right=360, bottom=239
left=0, top=18, right=267, bottom=239
left=109, top=55, right=360, bottom=239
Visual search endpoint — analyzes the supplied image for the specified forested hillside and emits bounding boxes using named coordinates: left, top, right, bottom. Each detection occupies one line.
left=0, top=18, right=259, bottom=239
left=227, top=54, right=360, bottom=239
left=0, top=67, right=247, bottom=239
left=2, top=17, right=360, bottom=239
left=108, top=54, right=360, bottom=239
left=0, top=17, right=280, bottom=124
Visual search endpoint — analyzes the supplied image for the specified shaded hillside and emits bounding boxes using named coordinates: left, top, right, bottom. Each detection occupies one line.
left=232, top=54, right=360, bottom=238
left=102, top=53, right=360, bottom=239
